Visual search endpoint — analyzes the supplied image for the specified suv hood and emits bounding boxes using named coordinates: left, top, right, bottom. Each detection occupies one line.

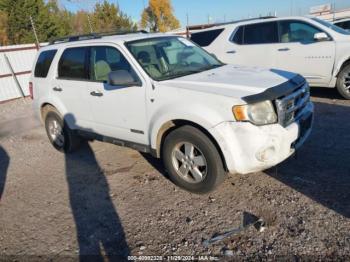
left=160, top=65, right=299, bottom=100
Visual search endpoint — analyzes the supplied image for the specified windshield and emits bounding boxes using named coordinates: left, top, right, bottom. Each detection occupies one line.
left=312, top=17, right=350, bottom=35
left=126, top=37, right=223, bottom=81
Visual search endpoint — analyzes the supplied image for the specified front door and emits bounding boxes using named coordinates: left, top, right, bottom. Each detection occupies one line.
left=274, top=20, right=336, bottom=86
left=84, top=45, right=148, bottom=144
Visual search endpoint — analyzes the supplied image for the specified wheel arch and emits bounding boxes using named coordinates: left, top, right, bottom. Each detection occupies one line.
left=335, top=57, right=350, bottom=77
left=154, top=119, right=228, bottom=172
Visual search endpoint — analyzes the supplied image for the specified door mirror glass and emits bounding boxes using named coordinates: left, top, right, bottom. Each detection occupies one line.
left=108, top=70, right=140, bottom=87
left=314, top=32, right=329, bottom=41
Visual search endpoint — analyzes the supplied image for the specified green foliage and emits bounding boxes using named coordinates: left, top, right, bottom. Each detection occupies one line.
left=0, top=0, right=137, bottom=45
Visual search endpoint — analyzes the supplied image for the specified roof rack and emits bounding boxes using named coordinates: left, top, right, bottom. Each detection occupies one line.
left=49, top=30, right=148, bottom=45
left=186, top=16, right=277, bottom=31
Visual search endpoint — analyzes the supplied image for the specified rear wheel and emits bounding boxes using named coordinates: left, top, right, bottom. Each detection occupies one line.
left=162, top=125, right=226, bottom=194
left=44, top=108, right=81, bottom=153
left=336, top=64, right=350, bottom=99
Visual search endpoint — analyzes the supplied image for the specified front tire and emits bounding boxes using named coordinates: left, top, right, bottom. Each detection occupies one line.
left=44, top=109, right=81, bottom=153
left=336, top=64, right=350, bottom=99
left=162, top=125, right=226, bottom=194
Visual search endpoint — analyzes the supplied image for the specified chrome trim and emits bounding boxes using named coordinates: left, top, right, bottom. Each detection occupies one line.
left=275, top=83, right=310, bottom=127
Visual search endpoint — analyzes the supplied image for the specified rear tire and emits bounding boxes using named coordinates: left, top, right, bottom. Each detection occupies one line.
left=44, top=108, right=81, bottom=153
left=162, top=125, right=226, bottom=194
left=336, top=64, right=350, bottom=100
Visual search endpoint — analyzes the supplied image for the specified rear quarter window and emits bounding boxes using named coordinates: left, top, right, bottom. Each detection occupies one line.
left=34, top=50, right=57, bottom=78
left=190, top=28, right=224, bottom=47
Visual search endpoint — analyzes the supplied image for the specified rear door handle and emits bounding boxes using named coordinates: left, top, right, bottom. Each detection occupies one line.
left=226, top=50, right=236, bottom=54
left=53, top=87, right=62, bottom=92
left=278, top=48, right=290, bottom=51
left=90, top=91, right=103, bottom=97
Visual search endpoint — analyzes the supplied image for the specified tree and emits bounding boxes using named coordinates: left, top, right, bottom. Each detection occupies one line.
left=0, top=10, right=8, bottom=45
left=4, top=0, right=61, bottom=44
left=141, top=0, right=180, bottom=32
left=92, top=0, right=137, bottom=33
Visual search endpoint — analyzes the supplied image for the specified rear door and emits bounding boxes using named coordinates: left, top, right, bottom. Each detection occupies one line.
left=52, top=47, right=94, bottom=129
left=274, top=20, right=336, bottom=86
left=220, top=21, right=279, bottom=68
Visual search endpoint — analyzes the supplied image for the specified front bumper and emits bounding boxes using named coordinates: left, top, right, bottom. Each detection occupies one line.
left=210, top=102, right=314, bottom=174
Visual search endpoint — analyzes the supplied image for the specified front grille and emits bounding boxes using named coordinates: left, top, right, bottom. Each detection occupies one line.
left=275, top=82, right=310, bottom=127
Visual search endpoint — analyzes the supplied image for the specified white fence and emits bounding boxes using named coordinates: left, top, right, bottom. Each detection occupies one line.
left=0, top=43, right=40, bottom=102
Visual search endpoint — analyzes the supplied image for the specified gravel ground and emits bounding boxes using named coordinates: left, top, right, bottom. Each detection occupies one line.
left=0, top=88, right=349, bottom=261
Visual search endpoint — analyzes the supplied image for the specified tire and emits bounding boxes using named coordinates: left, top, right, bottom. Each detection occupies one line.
left=162, top=125, right=226, bottom=194
left=44, top=107, right=81, bottom=153
left=336, top=64, right=350, bottom=100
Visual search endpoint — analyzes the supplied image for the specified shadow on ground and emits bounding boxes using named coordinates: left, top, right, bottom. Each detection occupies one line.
left=0, top=146, right=9, bottom=201
left=65, top=142, right=129, bottom=261
left=266, top=101, right=350, bottom=218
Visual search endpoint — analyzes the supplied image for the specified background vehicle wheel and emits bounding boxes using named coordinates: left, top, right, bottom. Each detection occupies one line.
left=336, top=64, right=350, bottom=99
left=44, top=108, right=81, bottom=153
left=162, top=125, right=226, bottom=194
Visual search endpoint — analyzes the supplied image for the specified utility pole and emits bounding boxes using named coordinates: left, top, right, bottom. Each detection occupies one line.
left=290, top=0, right=294, bottom=15
left=30, top=16, right=40, bottom=49
left=186, top=13, right=190, bottom=39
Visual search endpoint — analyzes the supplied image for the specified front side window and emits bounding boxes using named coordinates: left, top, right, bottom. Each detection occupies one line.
left=58, top=47, right=87, bottom=79
left=89, top=46, right=135, bottom=82
left=126, top=37, right=223, bottom=81
left=243, top=22, right=278, bottom=44
left=34, top=50, right=57, bottom=78
left=279, top=20, right=323, bottom=43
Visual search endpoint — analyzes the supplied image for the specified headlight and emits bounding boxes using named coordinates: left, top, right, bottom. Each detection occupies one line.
left=232, top=101, right=277, bottom=126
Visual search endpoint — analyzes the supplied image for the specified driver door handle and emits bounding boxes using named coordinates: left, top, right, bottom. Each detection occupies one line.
left=226, top=50, right=236, bottom=54
left=53, top=87, right=62, bottom=92
left=90, top=91, right=103, bottom=97
left=278, top=48, right=290, bottom=51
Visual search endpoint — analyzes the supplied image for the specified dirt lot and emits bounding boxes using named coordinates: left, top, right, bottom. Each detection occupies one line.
left=0, top=88, right=349, bottom=261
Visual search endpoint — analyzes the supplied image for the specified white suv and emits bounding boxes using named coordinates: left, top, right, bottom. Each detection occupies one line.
left=30, top=32, right=313, bottom=193
left=190, top=16, right=350, bottom=99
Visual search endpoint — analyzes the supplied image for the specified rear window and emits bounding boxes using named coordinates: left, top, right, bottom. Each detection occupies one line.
left=58, top=47, right=88, bottom=80
left=243, top=22, right=278, bottom=44
left=190, top=28, right=224, bottom=47
left=34, top=50, right=57, bottom=78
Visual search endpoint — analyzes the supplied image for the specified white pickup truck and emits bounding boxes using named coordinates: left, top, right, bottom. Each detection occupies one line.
left=190, top=16, right=350, bottom=99
left=30, top=33, right=313, bottom=193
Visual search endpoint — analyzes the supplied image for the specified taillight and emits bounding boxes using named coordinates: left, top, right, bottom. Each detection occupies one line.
left=29, top=82, right=33, bottom=99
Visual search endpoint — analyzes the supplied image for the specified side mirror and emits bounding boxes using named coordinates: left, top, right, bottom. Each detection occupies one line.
left=108, top=70, right=140, bottom=87
left=314, top=32, right=329, bottom=42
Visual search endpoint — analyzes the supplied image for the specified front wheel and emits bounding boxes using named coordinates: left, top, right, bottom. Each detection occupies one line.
left=162, top=126, right=226, bottom=194
left=336, top=64, right=350, bottom=99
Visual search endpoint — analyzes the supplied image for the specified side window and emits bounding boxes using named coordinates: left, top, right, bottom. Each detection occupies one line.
left=279, top=21, right=323, bottom=43
left=89, top=46, right=135, bottom=82
left=343, top=21, right=350, bottom=30
left=58, top=47, right=87, bottom=80
left=190, top=29, right=224, bottom=47
left=231, top=26, right=243, bottom=44
left=243, top=22, right=278, bottom=44
left=34, top=50, right=57, bottom=78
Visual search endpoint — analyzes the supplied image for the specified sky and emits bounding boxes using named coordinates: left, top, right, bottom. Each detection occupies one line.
left=60, top=0, right=350, bottom=27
